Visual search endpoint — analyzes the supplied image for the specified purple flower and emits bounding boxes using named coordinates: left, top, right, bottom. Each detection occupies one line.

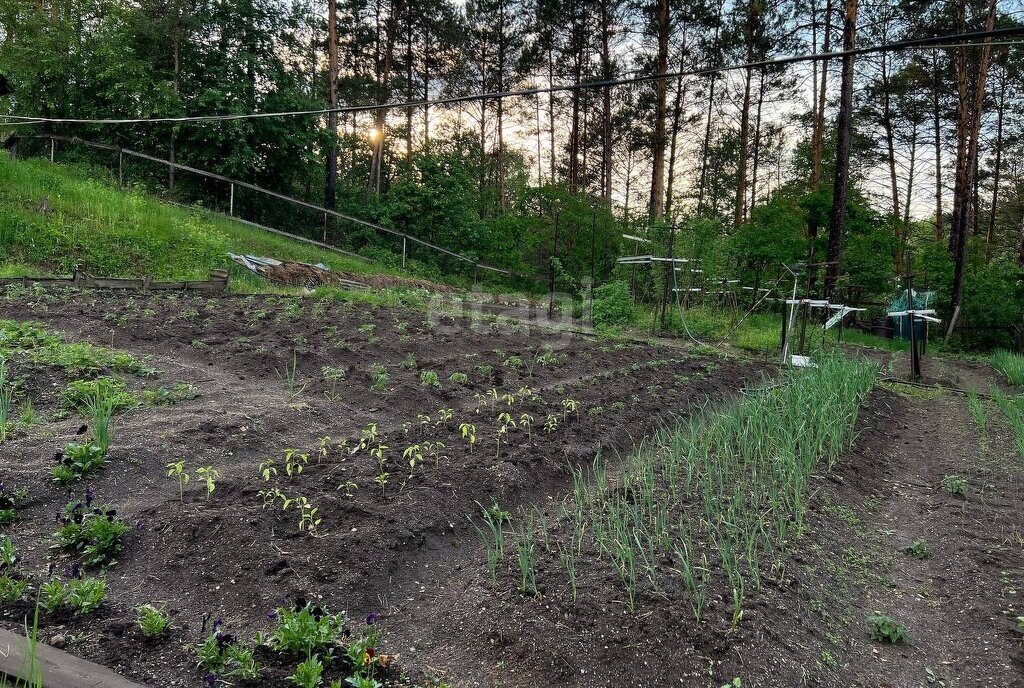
left=267, top=609, right=277, bottom=622
left=365, top=612, right=382, bottom=625
left=202, top=673, right=217, bottom=686
left=69, top=563, right=82, bottom=580
left=85, top=486, right=94, bottom=507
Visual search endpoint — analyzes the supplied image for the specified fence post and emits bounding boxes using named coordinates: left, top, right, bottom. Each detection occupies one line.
left=49, top=137, right=55, bottom=163
left=402, top=237, right=407, bottom=269
left=229, top=183, right=235, bottom=217
left=118, top=150, right=124, bottom=188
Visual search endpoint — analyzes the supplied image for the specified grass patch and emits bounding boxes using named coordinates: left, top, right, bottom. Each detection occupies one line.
left=0, top=154, right=389, bottom=288
left=991, top=350, right=1024, bottom=386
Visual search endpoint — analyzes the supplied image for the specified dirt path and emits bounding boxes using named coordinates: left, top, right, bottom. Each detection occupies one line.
left=832, top=359, right=1024, bottom=688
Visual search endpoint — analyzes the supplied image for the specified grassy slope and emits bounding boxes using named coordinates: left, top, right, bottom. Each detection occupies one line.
left=0, top=153, right=386, bottom=289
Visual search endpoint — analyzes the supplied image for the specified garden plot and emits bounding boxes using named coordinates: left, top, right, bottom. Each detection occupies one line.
left=0, top=288, right=766, bottom=687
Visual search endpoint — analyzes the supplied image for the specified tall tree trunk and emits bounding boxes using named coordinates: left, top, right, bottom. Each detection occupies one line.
left=824, top=0, right=858, bottom=299
left=665, top=46, right=688, bottom=219
left=535, top=93, right=544, bottom=184
left=986, top=69, right=1005, bottom=261
left=325, top=0, right=339, bottom=212
left=648, top=0, right=669, bottom=222
left=568, top=53, right=582, bottom=193
left=946, top=0, right=996, bottom=337
left=367, top=0, right=405, bottom=199
left=422, top=26, right=430, bottom=146
left=903, top=119, right=917, bottom=227
left=931, top=49, right=944, bottom=239
left=880, top=50, right=901, bottom=270
left=1019, top=214, right=1024, bottom=267
left=405, top=7, right=414, bottom=164
left=733, top=2, right=758, bottom=229
left=169, top=27, right=180, bottom=193
left=881, top=53, right=900, bottom=219
left=600, top=0, right=613, bottom=202
left=749, top=68, right=766, bottom=215
left=807, top=0, right=832, bottom=292
left=496, top=0, right=506, bottom=210
left=696, top=6, right=721, bottom=216
left=547, top=45, right=556, bottom=183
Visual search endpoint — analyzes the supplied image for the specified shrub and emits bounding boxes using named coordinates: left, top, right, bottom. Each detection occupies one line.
left=592, top=281, right=634, bottom=329
left=867, top=613, right=907, bottom=644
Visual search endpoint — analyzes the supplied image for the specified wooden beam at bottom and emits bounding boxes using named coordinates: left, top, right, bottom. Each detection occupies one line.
left=0, top=628, right=147, bottom=688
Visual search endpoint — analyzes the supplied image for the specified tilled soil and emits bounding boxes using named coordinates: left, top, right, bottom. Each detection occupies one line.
left=0, top=290, right=1021, bottom=688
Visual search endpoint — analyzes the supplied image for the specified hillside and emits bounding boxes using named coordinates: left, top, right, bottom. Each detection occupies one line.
left=0, top=153, right=388, bottom=288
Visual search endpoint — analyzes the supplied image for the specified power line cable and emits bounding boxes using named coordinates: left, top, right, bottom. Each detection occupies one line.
left=2, top=27, right=1021, bottom=127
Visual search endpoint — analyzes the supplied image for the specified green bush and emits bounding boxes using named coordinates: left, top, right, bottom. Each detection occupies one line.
left=592, top=281, right=634, bottom=329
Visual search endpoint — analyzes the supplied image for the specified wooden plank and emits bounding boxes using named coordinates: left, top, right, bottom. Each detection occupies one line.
left=0, top=627, right=147, bottom=688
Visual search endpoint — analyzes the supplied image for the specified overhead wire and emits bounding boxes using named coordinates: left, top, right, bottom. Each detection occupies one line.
left=1, top=27, right=1022, bottom=126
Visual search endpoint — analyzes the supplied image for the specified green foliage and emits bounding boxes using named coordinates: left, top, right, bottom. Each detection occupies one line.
left=0, top=156, right=379, bottom=285
left=288, top=655, right=324, bottom=688
left=992, top=351, right=1024, bottom=386
left=469, top=502, right=508, bottom=583
left=0, top=536, right=15, bottom=570
left=143, top=383, right=199, bottom=406
left=0, top=573, right=28, bottom=604
left=867, top=613, right=908, bottom=644
left=0, top=482, right=25, bottom=526
left=192, top=630, right=262, bottom=680
left=562, top=354, right=876, bottom=616
left=904, top=540, right=931, bottom=559
left=370, top=364, right=390, bottom=392
left=941, top=474, right=967, bottom=496
left=137, top=604, right=171, bottom=638
left=52, top=442, right=107, bottom=484
left=54, top=501, right=129, bottom=567
left=591, top=281, right=634, bottom=329
left=269, top=604, right=347, bottom=655
left=59, top=378, right=136, bottom=413
left=419, top=370, right=441, bottom=389
left=991, top=387, right=1024, bottom=458
left=39, top=579, right=68, bottom=613
left=67, top=577, right=106, bottom=615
